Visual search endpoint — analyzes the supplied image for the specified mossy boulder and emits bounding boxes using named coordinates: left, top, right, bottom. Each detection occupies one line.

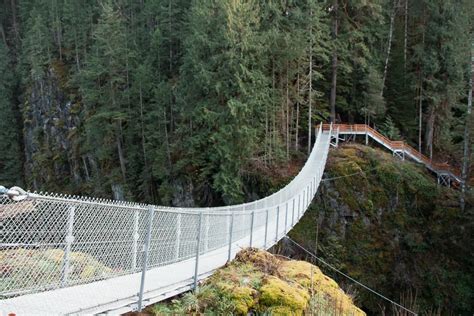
left=151, top=248, right=365, bottom=315
left=259, top=275, right=309, bottom=312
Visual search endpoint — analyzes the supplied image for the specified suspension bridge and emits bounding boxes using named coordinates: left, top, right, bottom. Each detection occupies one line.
left=0, top=123, right=459, bottom=315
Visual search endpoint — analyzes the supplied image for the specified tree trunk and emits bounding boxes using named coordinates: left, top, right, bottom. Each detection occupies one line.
left=381, top=0, right=398, bottom=96
left=139, top=82, right=148, bottom=165
left=265, top=97, right=269, bottom=164
left=329, top=0, right=338, bottom=123
left=10, top=0, right=19, bottom=44
left=308, top=7, right=314, bottom=155
left=0, top=24, right=7, bottom=46
left=461, top=44, right=473, bottom=211
left=286, top=64, right=290, bottom=160
left=424, top=105, right=435, bottom=160
left=116, top=122, right=127, bottom=183
left=418, top=79, right=423, bottom=153
left=74, top=30, right=81, bottom=71
left=295, top=71, right=300, bottom=151
left=163, top=108, right=172, bottom=168
left=55, top=1, right=62, bottom=61
left=418, top=19, right=426, bottom=153
left=404, top=0, right=408, bottom=69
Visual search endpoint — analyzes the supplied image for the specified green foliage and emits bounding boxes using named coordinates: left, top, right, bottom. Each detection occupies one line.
left=0, top=43, right=22, bottom=187
left=380, top=116, right=401, bottom=140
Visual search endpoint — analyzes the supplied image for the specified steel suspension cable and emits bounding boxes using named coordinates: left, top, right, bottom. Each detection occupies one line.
left=284, top=236, right=418, bottom=316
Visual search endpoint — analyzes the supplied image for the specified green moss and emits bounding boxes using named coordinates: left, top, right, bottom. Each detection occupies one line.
left=0, top=248, right=112, bottom=296
left=259, top=276, right=309, bottom=312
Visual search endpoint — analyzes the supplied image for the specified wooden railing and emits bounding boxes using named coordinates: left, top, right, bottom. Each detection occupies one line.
left=322, top=123, right=461, bottom=181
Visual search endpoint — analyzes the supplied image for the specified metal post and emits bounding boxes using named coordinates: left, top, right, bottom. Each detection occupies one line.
left=174, top=213, right=181, bottom=261
left=292, top=198, right=295, bottom=226
left=298, top=194, right=301, bottom=219
left=301, top=190, right=305, bottom=218
left=264, top=209, right=269, bottom=248
left=249, top=211, right=255, bottom=248
left=305, top=185, right=310, bottom=211
left=132, top=210, right=139, bottom=269
left=275, top=206, right=280, bottom=242
left=284, top=202, right=288, bottom=234
left=227, top=213, right=234, bottom=261
left=203, top=213, right=210, bottom=252
left=193, top=212, right=203, bottom=291
left=138, top=207, right=154, bottom=311
left=61, top=206, right=75, bottom=287
left=225, top=208, right=230, bottom=244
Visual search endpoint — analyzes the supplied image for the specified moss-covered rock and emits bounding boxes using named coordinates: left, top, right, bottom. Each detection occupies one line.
left=150, top=248, right=365, bottom=315
left=0, top=248, right=113, bottom=296
left=260, top=275, right=309, bottom=312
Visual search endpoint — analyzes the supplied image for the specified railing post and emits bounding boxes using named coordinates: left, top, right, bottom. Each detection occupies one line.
left=307, top=185, right=310, bottom=208
left=275, top=206, right=280, bottom=242
left=284, top=202, right=288, bottom=234
left=174, top=213, right=181, bottom=261
left=61, top=206, right=75, bottom=287
left=292, top=198, right=295, bottom=226
left=264, top=209, right=269, bottom=248
left=194, top=212, right=203, bottom=291
left=227, top=212, right=234, bottom=261
left=203, top=212, right=210, bottom=252
left=301, top=190, right=305, bottom=217
left=298, top=194, right=301, bottom=219
left=132, top=210, right=139, bottom=269
left=249, top=211, right=255, bottom=248
left=137, top=207, right=154, bottom=312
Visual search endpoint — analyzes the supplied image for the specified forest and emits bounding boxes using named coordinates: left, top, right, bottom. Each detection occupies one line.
left=0, top=0, right=472, bottom=205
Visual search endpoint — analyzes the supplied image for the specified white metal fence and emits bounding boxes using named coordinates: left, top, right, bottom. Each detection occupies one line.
left=0, top=124, right=331, bottom=312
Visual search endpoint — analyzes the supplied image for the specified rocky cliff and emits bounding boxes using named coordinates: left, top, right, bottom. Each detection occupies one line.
left=287, top=144, right=474, bottom=314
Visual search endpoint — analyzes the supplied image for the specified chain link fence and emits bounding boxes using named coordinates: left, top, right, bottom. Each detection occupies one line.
left=0, top=124, right=330, bottom=311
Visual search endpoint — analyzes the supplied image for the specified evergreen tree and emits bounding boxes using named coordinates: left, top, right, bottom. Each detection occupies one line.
left=179, top=0, right=270, bottom=204
left=0, top=43, right=23, bottom=187
left=80, top=1, right=134, bottom=198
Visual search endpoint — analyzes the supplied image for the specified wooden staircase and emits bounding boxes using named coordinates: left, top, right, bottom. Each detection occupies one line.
left=322, top=123, right=461, bottom=187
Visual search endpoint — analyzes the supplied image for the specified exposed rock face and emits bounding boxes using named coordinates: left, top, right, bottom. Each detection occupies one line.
left=22, top=61, right=82, bottom=191
left=151, top=248, right=365, bottom=315
left=288, top=144, right=474, bottom=314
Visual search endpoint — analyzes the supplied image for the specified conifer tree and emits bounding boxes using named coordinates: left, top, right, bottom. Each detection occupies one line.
left=80, top=1, right=134, bottom=198
left=0, top=43, right=23, bottom=187
left=179, top=0, right=270, bottom=204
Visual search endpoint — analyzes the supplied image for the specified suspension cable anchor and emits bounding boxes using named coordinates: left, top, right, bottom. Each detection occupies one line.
left=0, top=185, right=29, bottom=201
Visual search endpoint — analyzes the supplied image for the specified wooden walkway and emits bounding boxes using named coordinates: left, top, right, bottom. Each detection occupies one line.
left=323, top=124, right=461, bottom=186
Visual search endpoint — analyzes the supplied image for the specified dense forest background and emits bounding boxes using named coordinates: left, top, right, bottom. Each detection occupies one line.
left=0, top=0, right=472, bottom=205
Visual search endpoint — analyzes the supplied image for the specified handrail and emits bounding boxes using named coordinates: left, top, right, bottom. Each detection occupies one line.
left=323, top=123, right=461, bottom=182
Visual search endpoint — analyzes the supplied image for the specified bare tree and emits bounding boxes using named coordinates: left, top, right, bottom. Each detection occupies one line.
left=329, top=0, right=338, bottom=123
left=381, top=0, right=399, bottom=96
left=461, top=40, right=473, bottom=211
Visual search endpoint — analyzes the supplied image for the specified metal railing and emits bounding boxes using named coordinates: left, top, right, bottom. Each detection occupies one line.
left=0, top=124, right=331, bottom=307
